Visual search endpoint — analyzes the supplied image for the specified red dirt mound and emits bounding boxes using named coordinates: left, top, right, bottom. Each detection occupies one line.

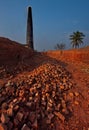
left=0, top=37, right=34, bottom=66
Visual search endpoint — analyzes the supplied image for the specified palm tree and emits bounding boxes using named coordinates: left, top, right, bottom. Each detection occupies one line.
left=70, top=31, right=85, bottom=48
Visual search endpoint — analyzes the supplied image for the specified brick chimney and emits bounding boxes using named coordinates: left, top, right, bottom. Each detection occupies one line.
left=26, top=7, right=34, bottom=50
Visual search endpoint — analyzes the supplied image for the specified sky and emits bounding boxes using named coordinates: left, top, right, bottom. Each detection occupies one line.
left=0, top=0, right=89, bottom=51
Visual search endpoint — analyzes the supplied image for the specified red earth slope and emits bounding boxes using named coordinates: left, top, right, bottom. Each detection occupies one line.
left=0, top=37, right=34, bottom=66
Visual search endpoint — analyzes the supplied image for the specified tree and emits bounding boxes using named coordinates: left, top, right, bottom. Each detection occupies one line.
left=70, top=31, right=85, bottom=48
left=55, top=43, right=65, bottom=50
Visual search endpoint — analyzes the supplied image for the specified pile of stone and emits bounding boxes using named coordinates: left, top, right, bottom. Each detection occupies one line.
left=0, top=62, right=73, bottom=130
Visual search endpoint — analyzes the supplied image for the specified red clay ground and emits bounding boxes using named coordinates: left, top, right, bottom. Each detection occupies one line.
left=45, top=49, right=89, bottom=129
left=0, top=37, right=89, bottom=130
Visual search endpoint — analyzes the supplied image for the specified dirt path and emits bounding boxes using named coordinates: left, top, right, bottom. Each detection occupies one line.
left=64, top=61, right=89, bottom=130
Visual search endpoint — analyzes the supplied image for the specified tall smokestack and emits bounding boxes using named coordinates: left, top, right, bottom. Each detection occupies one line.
left=26, top=7, right=34, bottom=50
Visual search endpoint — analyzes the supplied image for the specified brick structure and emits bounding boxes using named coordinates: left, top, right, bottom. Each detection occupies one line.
left=26, top=7, right=34, bottom=50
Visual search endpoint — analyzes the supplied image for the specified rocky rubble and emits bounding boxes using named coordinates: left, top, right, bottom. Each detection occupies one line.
left=0, top=62, right=74, bottom=130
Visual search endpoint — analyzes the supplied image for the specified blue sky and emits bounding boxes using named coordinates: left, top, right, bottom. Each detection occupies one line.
left=0, top=0, right=89, bottom=51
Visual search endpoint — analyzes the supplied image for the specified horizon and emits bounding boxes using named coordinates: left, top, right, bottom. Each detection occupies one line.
left=0, top=0, right=89, bottom=51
